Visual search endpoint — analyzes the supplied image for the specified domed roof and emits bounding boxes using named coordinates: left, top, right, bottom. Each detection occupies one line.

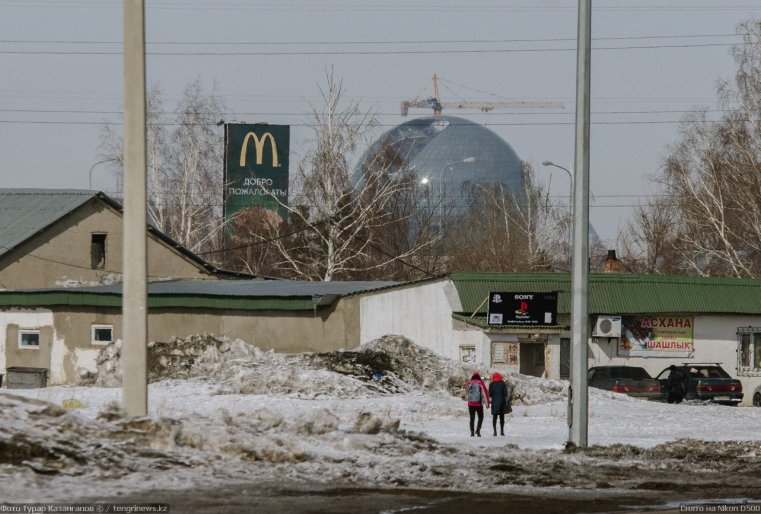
left=357, top=115, right=524, bottom=195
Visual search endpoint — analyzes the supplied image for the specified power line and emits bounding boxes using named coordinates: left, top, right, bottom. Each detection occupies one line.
left=0, top=33, right=743, bottom=46
left=0, top=107, right=739, bottom=116
left=0, top=242, right=191, bottom=280
left=3, top=1, right=760, bottom=12
left=0, top=118, right=744, bottom=127
left=0, top=41, right=748, bottom=55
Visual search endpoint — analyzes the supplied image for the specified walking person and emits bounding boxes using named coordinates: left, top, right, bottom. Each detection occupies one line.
left=488, top=372, right=512, bottom=436
left=465, top=372, right=490, bottom=437
left=666, top=365, right=685, bottom=404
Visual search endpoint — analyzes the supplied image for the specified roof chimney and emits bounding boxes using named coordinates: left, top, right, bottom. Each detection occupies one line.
left=604, top=249, right=621, bottom=273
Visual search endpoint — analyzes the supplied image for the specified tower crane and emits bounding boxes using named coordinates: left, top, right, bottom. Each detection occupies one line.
left=400, top=74, right=564, bottom=116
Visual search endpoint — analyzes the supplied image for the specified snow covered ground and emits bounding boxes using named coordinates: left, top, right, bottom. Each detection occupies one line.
left=2, top=335, right=761, bottom=507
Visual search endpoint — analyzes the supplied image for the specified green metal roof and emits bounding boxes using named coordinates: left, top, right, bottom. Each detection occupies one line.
left=0, top=279, right=398, bottom=311
left=0, top=189, right=253, bottom=279
left=451, top=271, right=761, bottom=315
left=0, top=189, right=97, bottom=259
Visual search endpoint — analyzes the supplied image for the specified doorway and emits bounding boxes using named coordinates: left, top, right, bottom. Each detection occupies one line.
left=520, top=342, right=546, bottom=377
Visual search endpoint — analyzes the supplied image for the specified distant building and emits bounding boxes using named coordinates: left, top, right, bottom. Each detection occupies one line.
left=0, top=189, right=250, bottom=289
left=3, top=270, right=761, bottom=406
left=0, top=279, right=395, bottom=384
left=357, top=116, right=524, bottom=211
left=359, top=272, right=761, bottom=406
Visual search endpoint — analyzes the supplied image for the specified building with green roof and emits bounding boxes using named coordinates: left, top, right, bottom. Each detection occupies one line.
left=3, top=270, right=761, bottom=405
left=358, top=272, right=761, bottom=406
left=0, top=278, right=397, bottom=385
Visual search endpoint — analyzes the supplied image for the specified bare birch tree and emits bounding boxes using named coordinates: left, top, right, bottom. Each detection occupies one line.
left=447, top=163, right=564, bottom=272
left=233, top=68, right=437, bottom=281
left=100, top=79, right=227, bottom=257
left=627, top=19, right=761, bottom=277
left=618, top=196, right=682, bottom=274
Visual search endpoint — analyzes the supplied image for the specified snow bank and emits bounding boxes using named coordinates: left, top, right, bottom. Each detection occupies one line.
left=5, top=333, right=761, bottom=503
left=90, top=333, right=566, bottom=404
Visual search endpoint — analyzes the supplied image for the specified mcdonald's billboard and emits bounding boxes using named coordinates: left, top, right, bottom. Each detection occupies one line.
left=224, top=123, right=290, bottom=223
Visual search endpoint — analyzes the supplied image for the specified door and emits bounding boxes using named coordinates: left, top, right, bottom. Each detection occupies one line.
left=520, top=342, right=546, bottom=377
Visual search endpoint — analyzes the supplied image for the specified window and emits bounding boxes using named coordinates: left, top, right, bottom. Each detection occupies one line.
left=737, top=328, right=761, bottom=374
left=91, top=233, right=106, bottom=269
left=741, top=333, right=751, bottom=367
left=460, top=346, right=476, bottom=363
left=19, top=330, right=40, bottom=349
left=92, top=324, right=113, bottom=345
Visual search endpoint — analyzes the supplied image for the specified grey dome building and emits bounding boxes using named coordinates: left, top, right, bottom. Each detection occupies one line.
left=357, top=115, right=525, bottom=202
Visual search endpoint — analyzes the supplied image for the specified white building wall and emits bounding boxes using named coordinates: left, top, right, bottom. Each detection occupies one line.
left=360, top=280, right=459, bottom=360
left=0, top=308, right=56, bottom=380
left=588, top=314, right=761, bottom=406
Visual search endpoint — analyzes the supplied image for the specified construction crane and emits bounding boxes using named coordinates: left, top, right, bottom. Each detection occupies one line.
left=400, top=74, right=564, bottom=116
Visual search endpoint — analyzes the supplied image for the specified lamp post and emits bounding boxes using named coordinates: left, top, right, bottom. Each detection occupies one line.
left=437, top=157, right=475, bottom=231
left=542, top=160, right=573, bottom=252
left=89, top=158, right=118, bottom=190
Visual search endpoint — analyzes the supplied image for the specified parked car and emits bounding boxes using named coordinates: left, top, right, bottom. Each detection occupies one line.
left=654, top=363, right=743, bottom=405
left=587, top=365, right=662, bottom=400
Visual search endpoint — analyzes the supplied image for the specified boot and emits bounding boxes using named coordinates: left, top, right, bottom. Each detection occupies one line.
left=471, top=430, right=474, bottom=437
left=493, top=430, right=497, bottom=436
left=476, top=429, right=481, bottom=437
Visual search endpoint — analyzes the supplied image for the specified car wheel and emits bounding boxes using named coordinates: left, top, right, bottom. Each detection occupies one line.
left=755, top=391, right=761, bottom=407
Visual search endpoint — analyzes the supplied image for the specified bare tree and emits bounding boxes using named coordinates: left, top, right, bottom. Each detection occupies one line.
left=100, top=79, right=228, bottom=257
left=447, top=163, right=564, bottom=272
left=618, top=196, right=682, bottom=273
left=232, top=68, right=438, bottom=281
left=629, top=19, right=761, bottom=277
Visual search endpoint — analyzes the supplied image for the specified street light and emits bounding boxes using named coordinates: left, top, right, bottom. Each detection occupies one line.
left=542, top=160, right=573, bottom=252
left=89, top=158, right=119, bottom=190
left=437, top=157, right=475, bottom=231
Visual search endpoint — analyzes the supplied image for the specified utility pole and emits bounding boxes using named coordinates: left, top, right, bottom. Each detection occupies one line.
left=569, top=0, right=591, bottom=447
left=122, top=0, right=148, bottom=417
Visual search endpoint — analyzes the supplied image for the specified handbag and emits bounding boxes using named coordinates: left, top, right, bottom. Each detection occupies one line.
left=504, top=399, right=512, bottom=413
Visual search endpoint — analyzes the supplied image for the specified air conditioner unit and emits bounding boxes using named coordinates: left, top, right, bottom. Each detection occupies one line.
left=593, top=315, right=622, bottom=338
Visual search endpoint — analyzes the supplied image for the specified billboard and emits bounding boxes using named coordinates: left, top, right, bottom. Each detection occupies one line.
left=224, top=123, right=290, bottom=223
left=487, top=292, right=558, bottom=326
left=618, top=316, right=694, bottom=358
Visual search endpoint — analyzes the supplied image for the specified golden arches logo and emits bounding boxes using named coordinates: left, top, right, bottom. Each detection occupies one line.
left=239, top=132, right=279, bottom=167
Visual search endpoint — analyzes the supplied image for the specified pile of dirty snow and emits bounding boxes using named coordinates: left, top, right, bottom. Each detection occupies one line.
left=305, top=334, right=471, bottom=395
left=0, top=390, right=411, bottom=488
left=90, top=333, right=566, bottom=404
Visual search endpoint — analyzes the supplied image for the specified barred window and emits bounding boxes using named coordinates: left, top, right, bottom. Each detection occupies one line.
left=737, top=328, right=761, bottom=373
left=741, top=333, right=751, bottom=368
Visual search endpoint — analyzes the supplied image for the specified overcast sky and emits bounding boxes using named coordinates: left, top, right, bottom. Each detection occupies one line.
left=2, top=1, right=761, bottom=245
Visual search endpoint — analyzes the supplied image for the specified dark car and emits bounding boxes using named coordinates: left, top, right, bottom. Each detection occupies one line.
left=655, top=363, right=743, bottom=405
left=587, top=365, right=662, bottom=400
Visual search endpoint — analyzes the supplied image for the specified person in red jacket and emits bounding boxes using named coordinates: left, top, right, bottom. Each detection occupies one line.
left=465, top=371, right=490, bottom=437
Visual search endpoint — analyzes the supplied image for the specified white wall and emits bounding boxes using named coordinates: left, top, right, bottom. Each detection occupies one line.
left=360, top=280, right=457, bottom=359
left=588, top=314, right=761, bottom=406
left=0, top=309, right=55, bottom=380
left=449, top=328, right=496, bottom=369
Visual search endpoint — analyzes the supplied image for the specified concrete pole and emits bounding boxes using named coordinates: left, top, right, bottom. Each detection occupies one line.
left=569, top=0, right=591, bottom=447
left=122, top=0, right=148, bottom=417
